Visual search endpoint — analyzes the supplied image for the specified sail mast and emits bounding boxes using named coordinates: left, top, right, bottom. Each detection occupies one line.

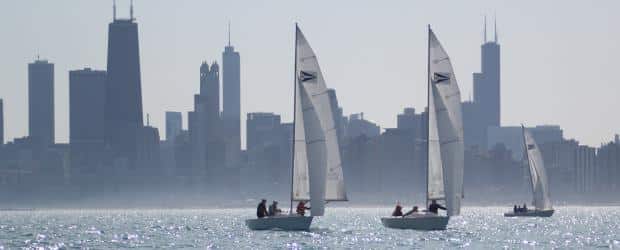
left=425, top=25, right=431, bottom=207
left=289, top=23, right=299, bottom=215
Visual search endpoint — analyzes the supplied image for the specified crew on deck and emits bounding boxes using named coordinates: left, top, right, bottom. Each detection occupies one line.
left=296, top=201, right=311, bottom=216
left=256, top=199, right=269, bottom=218
left=392, top=202, right=403, bottom=216
left=403, top=206, right=419, bottom=217
left=513, top=204, right=529, bottom=213
left=428, top=200, right=447, bottom=214
left=268, top=201, right=283, bottom=216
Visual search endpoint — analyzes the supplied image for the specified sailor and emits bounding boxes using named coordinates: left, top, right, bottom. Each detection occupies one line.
left=296, top=201, right=311, bottom=216
left=256, top=199, right=269, bottom=218
left=268, top=201, right=282, bottom=216
left=428, top=200, right=447, bottom=214
left=523, top=203, right=528, bottom=212
left=403, top=206, right=419, bottom=217
left=392, top=202, right=403, bottom=216
left=513, top=205, right=518, bottom=213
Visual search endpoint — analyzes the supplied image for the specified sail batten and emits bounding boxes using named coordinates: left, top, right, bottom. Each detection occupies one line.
left=427, top=28, right=464, bottom=216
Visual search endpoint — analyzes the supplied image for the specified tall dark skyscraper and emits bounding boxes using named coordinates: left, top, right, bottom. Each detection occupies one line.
left=28, top=59, right=55, bottom=145
left=70, top=68, right=106, bottom=145
left=200, top=62, right=225, bottom=171
left=474, top=18, right=500, bottom=126
left=200, top=61, right=220, bottom=135
left=104, top=2, right=144, bottom=165
left=466, top=18, right=501, bottom=149
left=69, top=68, right=107, bottom=176
left=222, top=27, right=241, bottom=167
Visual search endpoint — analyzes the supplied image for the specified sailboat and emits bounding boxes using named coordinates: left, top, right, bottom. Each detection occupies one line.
left=504, top=125, right=554, bottom=217
left=245, top=24, right=347, bottom=231
left=381, top=26, right=464, bottom=230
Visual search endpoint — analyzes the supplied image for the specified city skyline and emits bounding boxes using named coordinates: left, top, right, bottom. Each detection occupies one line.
left=1, top=1, right=619, bottom=147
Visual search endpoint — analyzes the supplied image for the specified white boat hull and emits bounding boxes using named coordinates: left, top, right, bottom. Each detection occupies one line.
left=245, top=215, right=313, bottom=231
left=504, top=209, right=554, bottom=217
left=381, top=214, right=449, bottom=230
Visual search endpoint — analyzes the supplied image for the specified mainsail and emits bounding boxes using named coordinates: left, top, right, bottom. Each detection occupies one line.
left=427, top=28, right=465, bottom=216
left=522, top=126, right=553, bottom=210
left=291, top=25, right=347, bottom=216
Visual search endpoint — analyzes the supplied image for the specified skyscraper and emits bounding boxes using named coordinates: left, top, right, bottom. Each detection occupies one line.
left=474, top=17, right=501, bottom=126
left=69, top=68, right=106, bottom=179
left=467, top=17, right=501, bottom=149
left=200, top=62, right=225, bottom=170
left=70, top=68, right=106, bottom=145
left=222, top=26, right=241, bottom=167
left=28, top=59, right=55, bottom=145
left=200, top=61, right=220, bottom=137
left=165, top=111, right=182, bottom=143
left=188, top=61, right=223, bottom=180
left=104, top=2, right=144, bottom=166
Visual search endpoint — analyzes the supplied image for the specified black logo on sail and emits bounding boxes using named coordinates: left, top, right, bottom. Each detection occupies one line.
left=432, top=72, right=450, bottom=84
left=527, top=144, right=536, bottom=150
left=299, top=71, right=317, bottom=83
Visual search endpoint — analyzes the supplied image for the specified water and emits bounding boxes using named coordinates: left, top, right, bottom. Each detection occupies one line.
left=1, top=207, right=619, bottom=249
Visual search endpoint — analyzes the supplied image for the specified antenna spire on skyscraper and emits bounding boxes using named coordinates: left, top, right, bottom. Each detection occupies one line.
left=228, top=21, right=231, bottom=47
left=113, top=0, right=117, bottom=20
left=130, top=0, right=134, bottom=20
left=483, top=15, right=487, bottom=43
left=494, top=14, right=498, bottom=43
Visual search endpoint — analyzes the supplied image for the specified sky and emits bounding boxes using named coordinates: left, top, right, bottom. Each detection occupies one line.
left=0, top=0, right=618, bottom=148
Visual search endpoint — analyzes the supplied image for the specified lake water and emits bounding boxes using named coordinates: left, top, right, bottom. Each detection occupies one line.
left=1, top=207, right=619, bottom=249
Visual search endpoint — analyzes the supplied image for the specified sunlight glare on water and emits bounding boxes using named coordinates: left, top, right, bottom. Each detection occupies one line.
left=0, top=207, right=619, bottom=249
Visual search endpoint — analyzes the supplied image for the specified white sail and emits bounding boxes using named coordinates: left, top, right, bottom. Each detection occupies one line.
left=427, top=48, right=445, bottom=202
left=292, top=75, right=311, bottom=201
left=428, top=29, right=464, bottom=216
left=293, top=26, right=347, bottom=216
left=523, top=127, right=553, bottom=210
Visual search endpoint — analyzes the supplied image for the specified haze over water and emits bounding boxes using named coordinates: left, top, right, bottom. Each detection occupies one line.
left=1, top=207, right=619, bottom=249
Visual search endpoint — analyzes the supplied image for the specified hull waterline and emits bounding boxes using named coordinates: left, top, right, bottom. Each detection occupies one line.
left=245, top=215, right=313, bottom=231
left=504, top=209, right=554, bottom=217
left=381, top=215, right=449, bottom=230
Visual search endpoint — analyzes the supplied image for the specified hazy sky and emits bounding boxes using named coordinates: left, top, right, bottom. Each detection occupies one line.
left=1, top=0, right=618, bottom=147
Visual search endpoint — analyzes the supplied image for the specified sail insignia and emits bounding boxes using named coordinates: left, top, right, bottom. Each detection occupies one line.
left=432, top=72, right=451, bottom=84
left=299, top=71, right=317, bottom=83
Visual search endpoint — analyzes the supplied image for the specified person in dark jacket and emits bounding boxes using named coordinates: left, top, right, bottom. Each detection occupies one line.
left=256, top=199, right=269, bottom=218
left=428, top=200, right=447, bottom=214
left=392, top=202, right=403, bottom=216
